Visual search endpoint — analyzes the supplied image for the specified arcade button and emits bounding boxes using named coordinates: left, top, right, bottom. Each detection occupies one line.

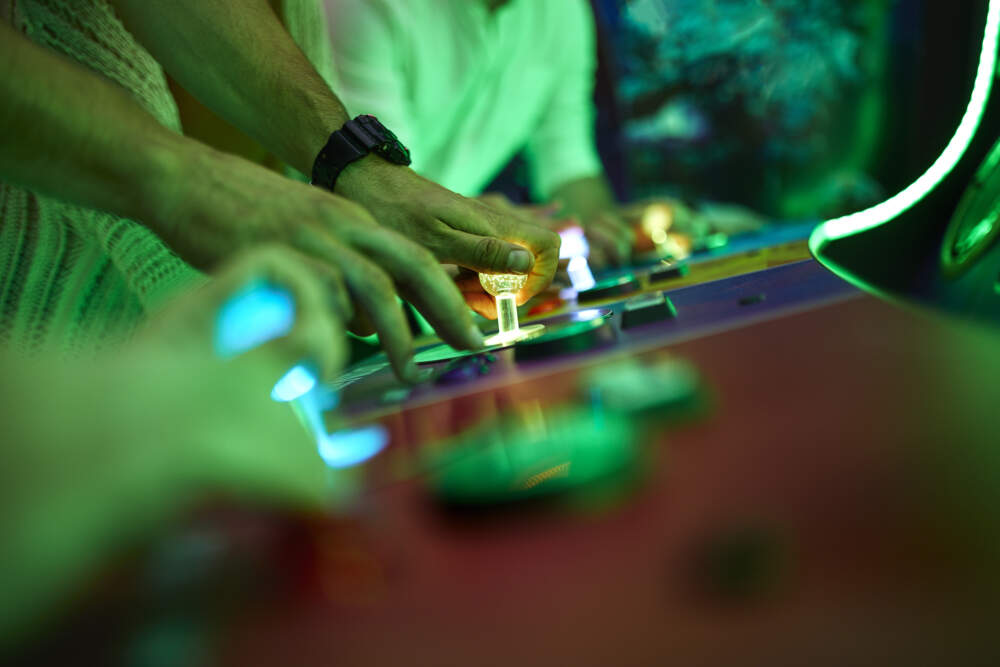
left=646, top=260, right=689, bottom=284
left=427, top=407, right=638, bottom=506
left=738, top=293, right=767, bottom=306
left=693, top=231, right=729, bottom=252
left=621, top=292, right=678, bottom=329
left=576, top=274, right=641, bottom=305
left=585, top=357, right=702, bottom=420
left=513, top=314, right=616, bottom=362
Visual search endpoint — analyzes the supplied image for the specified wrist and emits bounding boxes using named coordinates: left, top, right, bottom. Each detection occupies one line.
left=333, top=153, right=411, bottom=203
left=138, top=133, right=210, bottom=232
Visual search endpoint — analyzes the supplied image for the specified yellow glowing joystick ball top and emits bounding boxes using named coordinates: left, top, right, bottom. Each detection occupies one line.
left=479, top=272, right=528, bottom=297
left=477, top=271, right=545, bottom=346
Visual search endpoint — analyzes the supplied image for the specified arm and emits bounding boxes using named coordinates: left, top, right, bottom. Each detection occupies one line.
left=111, top=0, right=560, bottom=307
left=111, top=0, right=346, bottom=177
left=0, top=247, right=338, bottom=645
left=0, top=21, right=188, bottom=227
left=553, top=175, right=632, bottom=268
left=0, top=23, right=481, bottom=379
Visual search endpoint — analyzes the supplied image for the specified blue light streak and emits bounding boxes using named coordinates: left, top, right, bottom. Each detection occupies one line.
left=215, top=282, right=388, bottom=469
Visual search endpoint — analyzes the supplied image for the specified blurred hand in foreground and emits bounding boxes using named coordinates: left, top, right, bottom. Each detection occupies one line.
left=0, top=247, right=346, bottom=645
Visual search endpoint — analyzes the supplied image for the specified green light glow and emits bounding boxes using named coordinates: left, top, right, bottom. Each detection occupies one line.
left=810, top=0, right=1000, bottom=258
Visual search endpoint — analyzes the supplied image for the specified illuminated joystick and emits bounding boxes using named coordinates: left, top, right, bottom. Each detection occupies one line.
left=479, top=272, right=545, bottom=346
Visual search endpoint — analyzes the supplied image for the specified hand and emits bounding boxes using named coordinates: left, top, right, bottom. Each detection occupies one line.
left=477, top=193, right=563, bottom=224
left=696, top=201, right=768, bottom=236
left=580, top=210, right=634, bottom=269
left=0, top=248, right=353, bottom=642
left=130, top=246, right=354, bottom=505
left=335, top=158, right=561, bottom=314
left=140, top=244, right=350, bottom=386
left=482, top=192, right=634, bottom=270
left=152, top=145, right=484, bottom=381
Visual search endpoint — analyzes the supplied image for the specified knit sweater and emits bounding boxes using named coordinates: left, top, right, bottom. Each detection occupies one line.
left=0, top=0, right=338, bottom=355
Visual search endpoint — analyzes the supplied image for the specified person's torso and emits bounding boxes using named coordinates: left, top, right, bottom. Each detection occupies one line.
left=383, top=0, right=574, bottom=195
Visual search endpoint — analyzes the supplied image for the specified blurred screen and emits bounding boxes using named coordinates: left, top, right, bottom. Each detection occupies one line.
left=589, top=0, right=989, bottom=222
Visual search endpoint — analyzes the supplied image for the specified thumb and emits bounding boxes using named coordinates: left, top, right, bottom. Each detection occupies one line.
left=439, top=227, right=535, bottom=275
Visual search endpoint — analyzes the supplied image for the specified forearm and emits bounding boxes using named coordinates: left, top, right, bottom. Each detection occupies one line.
left=552, top=175, right=618, bottom=221
left=0, top=23, right=193, bottom=225
left=112, top=0, right=349, bottom=175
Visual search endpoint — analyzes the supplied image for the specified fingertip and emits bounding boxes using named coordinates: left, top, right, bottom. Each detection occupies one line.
left=506, top=248, right=534, bottom=274
left=465, top=324, right=485, bottom=350
left=401, top=358, right=424, bottom=385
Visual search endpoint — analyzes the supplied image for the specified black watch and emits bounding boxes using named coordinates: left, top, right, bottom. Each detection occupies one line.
left=310, top=115, right=411, bottom=191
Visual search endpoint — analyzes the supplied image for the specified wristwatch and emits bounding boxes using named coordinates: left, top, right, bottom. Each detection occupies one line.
left=310, top=114, right=411, bottom=191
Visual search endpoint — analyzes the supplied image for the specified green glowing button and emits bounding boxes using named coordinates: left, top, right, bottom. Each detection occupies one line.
left=428, top=407, right=637, bottom=506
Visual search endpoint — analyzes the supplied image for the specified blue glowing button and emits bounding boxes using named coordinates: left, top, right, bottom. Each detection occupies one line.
left=270, top=363, right=319, bottom=402
left=214, top=282, right=295, bottom=358
left=318, top=424, right=390, bottom=469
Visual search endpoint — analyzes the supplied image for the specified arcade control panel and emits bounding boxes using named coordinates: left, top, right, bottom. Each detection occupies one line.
left=333, top=249, right=854, bottom=421
left=310, top=223, right=848, bottom=507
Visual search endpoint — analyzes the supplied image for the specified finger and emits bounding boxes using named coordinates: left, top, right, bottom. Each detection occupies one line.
left=592, top=213, right=634, bottom=260
left=192, top=387, right=327, bottom=509
left=586, top=224, right=626, bottom=266
left=460, top=292, right=497, bottom=319
left=437, top=197, right=561, bottom=299
left=231, top=248, right=348, bottom=384
left=346, top=268, right=417, bottom=383
left=454, top=269, right=498, bottom=319
left=588, top=246, right=610, bottom=271
left=347, top=309, right=376, bottom=337
left=207, top=245, right=347, bottom=382
left=434, top=225, right=537, bottom=276
left=292, top=226, right=419, bottom=383
left=339, top=225, right=484, bottom=351
left=296, top=256, right=355, bottom=324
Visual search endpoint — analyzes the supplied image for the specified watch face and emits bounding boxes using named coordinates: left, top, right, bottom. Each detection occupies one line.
left=377, top=141, right=412, bottom=166
left=358, top=115, right=412, bottom=165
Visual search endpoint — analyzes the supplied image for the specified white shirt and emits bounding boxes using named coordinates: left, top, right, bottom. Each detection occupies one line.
left=324, top=0, right=603, bottom=199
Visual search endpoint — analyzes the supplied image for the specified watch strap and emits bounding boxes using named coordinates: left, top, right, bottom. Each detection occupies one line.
left=310, top=126, right=368, bottom=192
